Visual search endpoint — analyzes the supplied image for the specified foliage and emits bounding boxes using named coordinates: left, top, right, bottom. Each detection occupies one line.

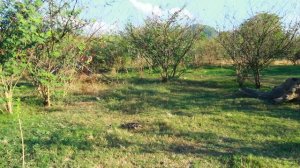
left=287, top=36, right=300, bottom=65
left=219, top=12, right=300, bottom=88
left=29, top=0, right=88, bottom=107
left=125, top=8, right=202, bottom=82
left=0, top=0, right=43, bottom=113
left=87, top=35, right=129, bottom=73
left=191, top=38, right=224, bottom=66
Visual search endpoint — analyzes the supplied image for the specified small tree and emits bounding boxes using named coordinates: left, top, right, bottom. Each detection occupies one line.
left=0, top=0, right=42, bottom=113
left=30, top=0, right=87, bottom=107
left=218, top=31, right=250, bottom=87
left=219, top=13, right=300, bottom=88
left=288, top=37, right=300, bottom=65
left=125, top=8, right=202, bottom=82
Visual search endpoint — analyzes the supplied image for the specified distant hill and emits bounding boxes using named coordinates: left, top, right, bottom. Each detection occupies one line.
left=191, top=24, right=218, bottom=39
left=202, top=25, right=218, bottom=38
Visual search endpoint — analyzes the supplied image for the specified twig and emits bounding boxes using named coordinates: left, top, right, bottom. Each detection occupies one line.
left=18, top=116, right=25, bottom=168
left=16, top=99, right=25, bottom=168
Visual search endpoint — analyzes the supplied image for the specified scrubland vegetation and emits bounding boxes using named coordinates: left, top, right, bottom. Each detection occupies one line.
left=0, top=0, right=299, bottom=167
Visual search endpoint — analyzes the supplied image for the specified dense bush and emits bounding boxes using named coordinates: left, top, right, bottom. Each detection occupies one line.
left=219, top=13, right=299, bottom=88
left=87, top=35, right=129, bottom=73
left=125, top=8, right=202, bottom=82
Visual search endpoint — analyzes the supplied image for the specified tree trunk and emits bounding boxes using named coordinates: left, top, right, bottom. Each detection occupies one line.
left=236, top=69, right=246, bottom=87
left=161, top=71, right=168, bottom=82
left=161, top=76, right=168, bottom=83
left=240, top=78, right=300, bottom=103
left=110, top=67, right=117, bottom=76
left=5, top=90, right=13, bottom=114
left=171, top=64, right=178, bottom=78
left=161, top=67, right=169, bottom=83
left=254, top=70, right=261, bottom=89
left=44, top=86, right=51, bottom=107
left=237, top=74, right=245, bottom=87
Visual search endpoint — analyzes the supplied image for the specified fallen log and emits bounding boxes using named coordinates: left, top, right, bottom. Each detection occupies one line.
left=240, top=78, right=300, bottom=103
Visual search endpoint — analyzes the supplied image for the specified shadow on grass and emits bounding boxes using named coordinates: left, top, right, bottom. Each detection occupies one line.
left=20, top=95, right=45, bottom=107
left=105, top=133, right=133, bottom=148
left=134, top=120, right=299, bottom=160
left=166, top=139, right=300, bottom=164
left=127, top=77, right=162, bottom=85
left=105, top=127, right=300, bottom=164
left=16, top=82, right=35, bottom=88
left=262, top=65, right=300, bottom=77
left=25, top=128, right=93, bottom=153
left=100, top=86, right=223, bottom=114
left=98, top=77, right=300, bottom=120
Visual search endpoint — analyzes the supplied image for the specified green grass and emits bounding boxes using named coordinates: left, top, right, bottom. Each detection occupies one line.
left=0, top=65, right=300, bottom=167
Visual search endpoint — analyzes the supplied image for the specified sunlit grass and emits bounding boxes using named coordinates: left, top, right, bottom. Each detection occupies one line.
left=0, top=65, right=299, bottom=167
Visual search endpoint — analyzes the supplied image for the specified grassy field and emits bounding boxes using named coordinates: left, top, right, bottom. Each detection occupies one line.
left=0, top=65, right=299, bottom=168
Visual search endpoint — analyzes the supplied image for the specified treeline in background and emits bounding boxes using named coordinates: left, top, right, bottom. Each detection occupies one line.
left=0, top=0, right=299, bottom=114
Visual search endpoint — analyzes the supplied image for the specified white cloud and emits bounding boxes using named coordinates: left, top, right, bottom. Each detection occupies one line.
left=128, top=0, right=194, bottom=19
left=129, top=0, right=163, bottom=16
left=84, top=21, right=117, bottom=35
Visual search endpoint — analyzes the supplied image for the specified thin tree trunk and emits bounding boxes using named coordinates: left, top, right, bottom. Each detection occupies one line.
left=47, top=86, right=51, bottom=107
left=161, top=66, right=169, bottom=83
left=237, top=74, right=244, bottom=87
left=44, top=86, right=51, bottom=107
left=5, top=90, right=13, bottom=114
left=161, top=71, right=168, bottom=82
left=161, top=76, right=168, bottom=83
left=254, top=70, right=261, bottom=89
left=236, top=69, right=245, bottom=87
left=172, top=64, right=178, bottom=78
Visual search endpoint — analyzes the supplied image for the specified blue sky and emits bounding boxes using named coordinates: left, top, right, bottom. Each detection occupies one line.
left=81, top=0, right=300, bottom=32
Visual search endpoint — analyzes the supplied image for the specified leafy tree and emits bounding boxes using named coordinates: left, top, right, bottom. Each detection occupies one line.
left=218, top=31, right=250, bottom=87
left=287, top=37, right=300, bottom=65
left=219, top=13, right=299, bottom=88
left=0, top=0, right=43, bottom=113
left=30, top=0, right=87, bottom=107
left=125, top=8, right=202, bottom=82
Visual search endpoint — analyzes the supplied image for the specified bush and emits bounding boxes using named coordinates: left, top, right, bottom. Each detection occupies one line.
left=219, top=13, right=299, bottom=88
left=87, top=35, right=129, bottom=73
left=125, top=8, right=202, bottom=82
